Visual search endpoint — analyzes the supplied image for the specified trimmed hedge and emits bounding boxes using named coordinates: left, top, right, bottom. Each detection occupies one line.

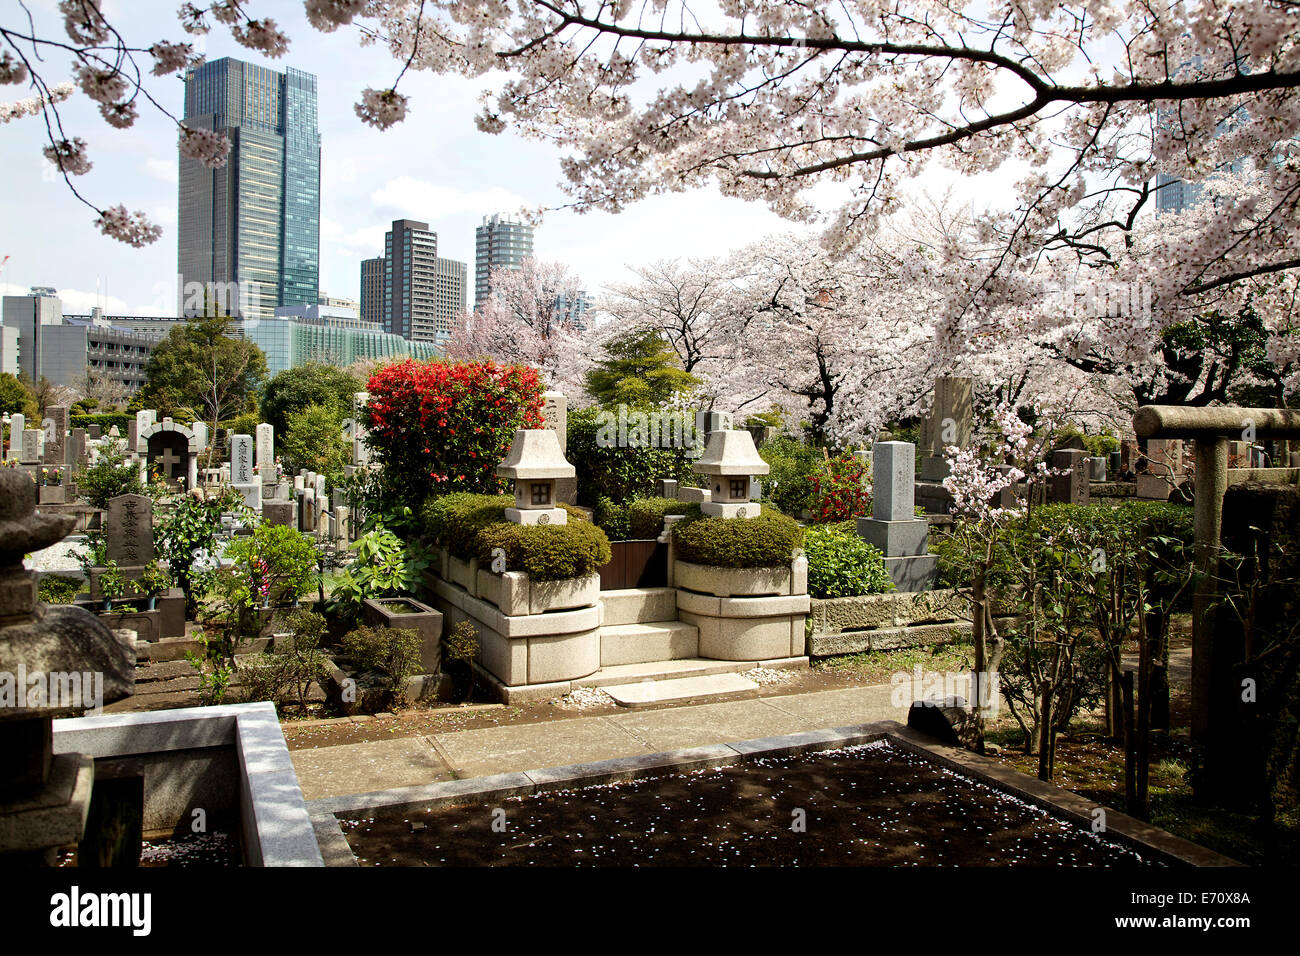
left=596, top=496, right=692, bottom=540
left=671, top=504, right=804, bottom=569
left=69, top=413, right=133, bottom=432
left=421, top=492, right=612, bottom=582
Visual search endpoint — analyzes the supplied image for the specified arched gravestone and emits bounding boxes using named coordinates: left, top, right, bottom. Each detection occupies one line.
left=146, top=430, right=191, bottom=490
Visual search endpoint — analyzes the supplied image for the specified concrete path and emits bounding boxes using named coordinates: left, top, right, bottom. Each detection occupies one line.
left=290, top=683, right=906, bottom=800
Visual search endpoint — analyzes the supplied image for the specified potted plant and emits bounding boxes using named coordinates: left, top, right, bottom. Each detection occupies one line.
left=98, top=560, right=127, bottom=612
left=139, top=560, right=171, bottom=611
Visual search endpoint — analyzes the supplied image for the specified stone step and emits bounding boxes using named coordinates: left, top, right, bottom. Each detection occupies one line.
left=574, top=656, right=805, bottom=689
left=600, top=620, right=698, bottom=666
left=603, top=672, right=761, bottom=708
left=599, top=587, right=678, bottom=626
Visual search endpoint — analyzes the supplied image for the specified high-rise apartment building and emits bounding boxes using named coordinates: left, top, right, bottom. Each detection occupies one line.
left=475, top=213, right=534, bottom=309
left=359, top=257, right=385, bottom=326
left=369, top=220, right=465, bottom=343
left=179, top=57, right=321, bottom=321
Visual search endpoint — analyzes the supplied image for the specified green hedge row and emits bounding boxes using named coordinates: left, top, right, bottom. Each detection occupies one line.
left=421, top=492, right=612, bottom=582
left=596, top=496, right=692, bottom=540
left=803, top=523, right=894, bottom=598
left=671, top=504, right=803, bottom=568
left=69, top=413, right=133, bottom=432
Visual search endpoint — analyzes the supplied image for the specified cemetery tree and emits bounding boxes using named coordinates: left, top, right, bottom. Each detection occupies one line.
left=12, top=1, right=1300, bottom=338
left=0, top=372, right=37, bottom=419
left=261, top=362, right=361, bottom=437
left=138, top=314, right=267, bottom=440
left=446, top=258, right=591, bottom=392
left=584, top=328, right=700, bottom=408
left=73, top=439, right=144, bottom=510
left=280, top=403, right=349, bottom=484
left=602, top=259, right=737, bottom=374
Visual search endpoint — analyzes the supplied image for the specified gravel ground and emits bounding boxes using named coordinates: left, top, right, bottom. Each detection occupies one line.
left=744, top=666, right=796, bottom=686
left=28, top=538, right=88, bottom=574
left=552, top=687, right=617, bottom=710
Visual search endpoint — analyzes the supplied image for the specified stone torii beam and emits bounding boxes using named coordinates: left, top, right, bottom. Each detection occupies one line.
left=1132, top=405, right=1300, bottom=772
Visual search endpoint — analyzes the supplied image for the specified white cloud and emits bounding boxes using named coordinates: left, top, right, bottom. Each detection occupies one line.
left=369, top=176, right=530, bottom=221
left=145, top=158, right=177, bottom=184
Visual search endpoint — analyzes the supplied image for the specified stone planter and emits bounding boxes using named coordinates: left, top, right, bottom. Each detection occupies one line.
left=475, top=569, right=600, bottom=616
left=362, top=597, right=444, bottom=673
left=673, top=556, right=807, bottom=597
left=676, top=590, right=809, bottom=661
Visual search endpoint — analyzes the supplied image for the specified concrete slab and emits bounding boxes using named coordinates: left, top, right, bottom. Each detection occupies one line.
left=606, top=697, right=802, bottom=753
left=758, top=684, right=906, bottom=727
left=604, top=672, right=759, bottom=707
left=289, top=736, right=455, bottom=801
left=432, top=714, right=646, bottom=778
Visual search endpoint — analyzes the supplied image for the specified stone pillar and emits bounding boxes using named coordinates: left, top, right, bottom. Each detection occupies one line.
left=919, top=377, right=974, bottom=481
left=1190, top=437, right=1228, bottom=743
left=42, top=406, right=68, bottom=466
left=856, top=441, right=938, bottom=591
left=7, top=412, right=23, bottom=461
left=230, top=433, right=258, bottom=509
left=352, top=393, right=370, bottom=465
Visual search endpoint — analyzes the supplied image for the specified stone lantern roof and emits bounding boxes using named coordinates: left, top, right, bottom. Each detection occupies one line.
left=496, top=429, right=576, bottom=480
left=693, top=430, right=770, bottom=477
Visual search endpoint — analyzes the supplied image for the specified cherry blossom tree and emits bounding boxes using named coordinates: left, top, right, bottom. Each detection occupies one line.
left=445, top=256, right=594, bottom=394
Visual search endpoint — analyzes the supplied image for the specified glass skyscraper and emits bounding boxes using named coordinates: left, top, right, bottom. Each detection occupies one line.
left=179, top=57, right=320, bottom=321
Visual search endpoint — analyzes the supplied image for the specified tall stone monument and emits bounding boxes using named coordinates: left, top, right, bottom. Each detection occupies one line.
left=230, top=433, right=259, bottom=510
left=919, top=377, right=974, bottom=481
left=857, top=441, right=939, bottom=591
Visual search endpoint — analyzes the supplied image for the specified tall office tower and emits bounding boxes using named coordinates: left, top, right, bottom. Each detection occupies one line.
left=475, top=213, right=534, bottom=309
left=382, top=219, right=439, bottom=340
left=179, top=57, right=320, bottom=321
left=360, top=257, right=385, bottom=326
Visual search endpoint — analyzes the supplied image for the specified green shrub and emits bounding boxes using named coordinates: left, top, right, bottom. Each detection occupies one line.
left=69, top=412, right=132, bottom=433
left=803, top=523, right=894, bottom=598
left=38, top=574, right=83, bottom=605
left=421, top=493, right=612, bottom=581
left=74, top=441, right=145, bottom=510
left=759, top=434, right=820, bottom=515
left=568, top=405, right=698, bottom=505
left=224, top=522, right=320, bottom=606
left=341, top=624, right=423, bottom=708
left=594, top=495, right=631, bottom=540
left=628, top=497, right=691, bottom=539
left=671, top=505, right=803, bottom=568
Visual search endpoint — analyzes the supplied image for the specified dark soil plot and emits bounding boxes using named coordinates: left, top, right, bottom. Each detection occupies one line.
left=343, top=742, right=1159, bottom=866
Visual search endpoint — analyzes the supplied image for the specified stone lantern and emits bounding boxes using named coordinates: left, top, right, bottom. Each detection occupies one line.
left=497, top=429, right=576, bottom=526
left=693, top=429, right=769, bottom=518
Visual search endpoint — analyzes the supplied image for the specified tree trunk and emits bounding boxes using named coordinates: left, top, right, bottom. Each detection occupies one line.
left=1122, top=670, right=1137, bottom=815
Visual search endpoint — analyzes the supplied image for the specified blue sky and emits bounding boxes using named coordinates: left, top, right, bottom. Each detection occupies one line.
left=0, top=0, right=807, bottom=315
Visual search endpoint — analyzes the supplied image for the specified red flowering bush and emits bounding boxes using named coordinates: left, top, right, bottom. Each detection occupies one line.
left=364, top=359, right=545, bottom=506
left=809, top=452, right=872, bottom=523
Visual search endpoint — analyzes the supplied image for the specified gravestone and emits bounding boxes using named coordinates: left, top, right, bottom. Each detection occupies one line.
left=43, top=406, right=68, bottom=466
left=1049, top=449, right=1089, bottom=505
left=191, top=420, right=208, bottom=453
left=230, top=433, right=259, bottom=509
left=352, top=393, right=371, bottom=465
left=856, top=441, right=938, bottom=591
left=255, top=423, right=274, bottom=478
left=88, top=424, right=102, bottom=440
left=542, top=392, right=576, bottom=505
left=106, top=493, right=154, bottom=565
left=920, top=377, right=974, bottom=481
left=1088, top=456, right=1107, bottom=481
left=134, top=410, right=155, bottom=454
left=262, top=500, right=295, bottom=527
left=7, top=412, right=23, bottom=461
left=21, top=429, right=41, bottom=464
left=68, top=428, right=87, bottom=469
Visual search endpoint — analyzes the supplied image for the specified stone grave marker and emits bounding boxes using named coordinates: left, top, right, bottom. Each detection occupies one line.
left=106, top=493, right=154, bottom=565
left=256, top=423, right=274, bottom=477
left=856, top=441, right=938, bottom=591
left=919, top=376, right=973, bottom=481
left=21, top=429, right=42, bottom=463
left=43, top=406, right=68, bottom=466
left=7, top=412, right=23, bottom=461
left=1049, top=449, right=1090, bottom=505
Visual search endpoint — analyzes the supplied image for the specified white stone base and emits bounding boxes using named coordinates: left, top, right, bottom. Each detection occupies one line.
left=505, top=506, right=568, bottom=526
left=700, top=501, right=760, bottom=518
